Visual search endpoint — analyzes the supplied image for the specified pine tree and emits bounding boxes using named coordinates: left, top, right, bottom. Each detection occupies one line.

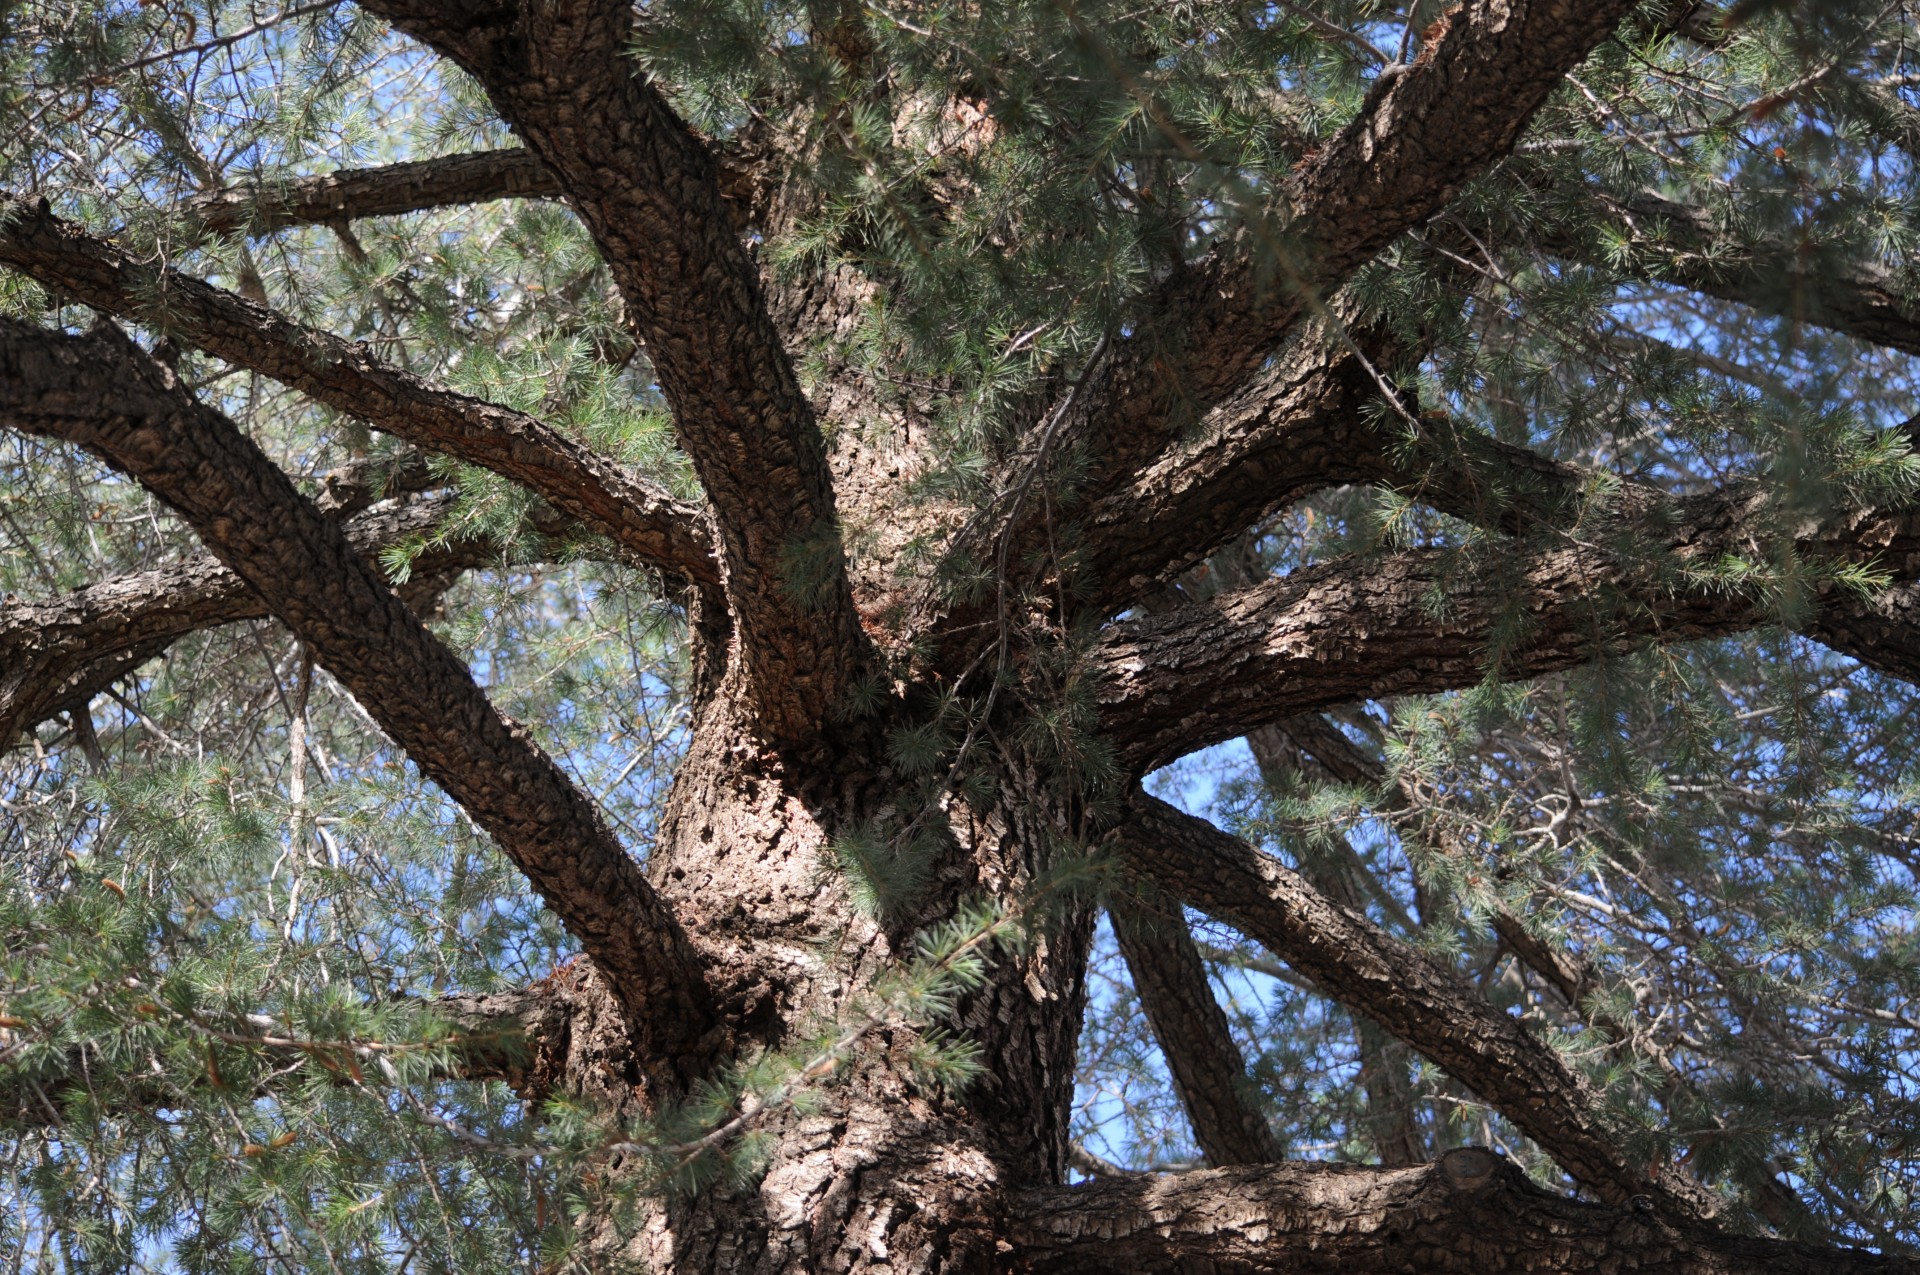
left=7, top=0, right=1920, bottom=1268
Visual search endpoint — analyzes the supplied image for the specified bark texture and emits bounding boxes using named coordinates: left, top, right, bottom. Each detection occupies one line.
left=1110, top=903, right=1284, bottom=1166
left=0, top=198, right=719, bottom=590
left=1012, top=1148, right=1913, bottom=1274
left=359, top=0, right=868, bottom=745
left=13, top=0, right=1920, bottom=1269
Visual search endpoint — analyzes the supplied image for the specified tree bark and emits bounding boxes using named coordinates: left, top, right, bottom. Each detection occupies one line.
left=1011, top=1147, right=1914, bottom=1274
left=1110, top=902, right=1284, bottom=1166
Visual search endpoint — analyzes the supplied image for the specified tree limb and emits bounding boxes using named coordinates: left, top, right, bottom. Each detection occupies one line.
left=1243, top=724, right=1424, bottom=1167
left=1011, top=1147, right=1911, bottom=1274
left=0, top=481, right=608, bottom=747
left=1109, top=902, right=1283, bottom=1166
left=937, top=0, right=1641, bottom=652
left=1, top=967, right=632, bottom=1130
left=0, top=197, right=720, bottom=591
left=179, top=148, right=562, bottom=237
left=358, top=0, right=867, bottom=744
left=1094, top=470, right=1920, bottom=774
left=1108, top=792, right=1718, bottom=1218
left=0, top=319, right=719, bottom=1085
left=1529, top=184, right=1920, bottom=358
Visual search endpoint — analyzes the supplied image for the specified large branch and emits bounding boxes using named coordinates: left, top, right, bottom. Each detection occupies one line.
left=359, top=0, right=866, bottom=744
left=1011, top=1147, right=1910, bottom=1274
left=935, top=0, right=1639, bottom=650
left=0, top=319, right=718, bottom=1084
left=1094, top=471, right=1920, bottom=774
left=1108, top=794, right=1716, bottom=1219
left=1534, top=184, right=1920, bottom=359
left=1110, top=902, right=1283, bottom=1166
left=0, top=198, right=719, bottom=591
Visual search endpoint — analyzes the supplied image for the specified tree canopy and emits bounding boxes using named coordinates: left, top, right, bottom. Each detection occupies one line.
left=5, top=0, right=1920, bottom=1271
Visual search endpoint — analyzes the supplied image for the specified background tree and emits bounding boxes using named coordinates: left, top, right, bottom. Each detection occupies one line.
left=6, top=0, right=1920, bottom=1269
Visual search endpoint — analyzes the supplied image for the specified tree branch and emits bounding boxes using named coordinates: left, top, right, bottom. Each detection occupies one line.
left=1529, top=184, right=1920, bottom=358
left=937, top=0, right=1641, bottom=650
left=178, top=148, right=562, bottom=237
left=358, top=0, right=867, bottom=744
left=0, top=319, right=718, bottom=1084
left=1108, top=792, right=1716, bottom=1218
left=1, top=968, right=629, bottom=1131
left=0, top=480, right=604, bottom=747
left=1243, top=723, right=1424, bottom=1166
left=1011, top=1147, right=1910, bottom=1274
left=1094, top=472, right=1920, bottom=774
left=0, top=197, right=719, bottom=591
left=1109, top=902, right=1283, bottom=1166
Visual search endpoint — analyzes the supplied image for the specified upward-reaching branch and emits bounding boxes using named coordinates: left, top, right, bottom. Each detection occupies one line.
left=1109, top=902, right=1283, bottom=1167
left=1110, top=791, right=1716, bottom=1219
left=0, top=319, right=718, bottom=1085
left=359, top=0, right=867, bottom=744
left=0, top=198, right=720, bottom=591
left=935, top=0, right=1642, bottom=651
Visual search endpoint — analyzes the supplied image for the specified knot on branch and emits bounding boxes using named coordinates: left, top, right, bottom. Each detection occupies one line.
left=1437, top=1145, right=1502, bottom=1193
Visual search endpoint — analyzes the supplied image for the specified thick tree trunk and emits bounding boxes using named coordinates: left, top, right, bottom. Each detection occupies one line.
left=563, top=670, right=1094, bottom=1274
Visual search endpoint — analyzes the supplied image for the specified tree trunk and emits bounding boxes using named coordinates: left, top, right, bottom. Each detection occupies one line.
left=565, top=669, right=1095, bottom=1273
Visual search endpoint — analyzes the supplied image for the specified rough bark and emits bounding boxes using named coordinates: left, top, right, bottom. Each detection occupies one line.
left=0, top=197, right=719, bottom=590
left=1011, top=1147, right=1913, bottom=1274
left=1110, top=902, right=1284, bottom=1166
left=359, top=0, right=868, bottom=745
left=0, top=319, right=718, bottom=1082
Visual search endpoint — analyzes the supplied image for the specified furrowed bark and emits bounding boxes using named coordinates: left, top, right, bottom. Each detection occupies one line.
left=1109, top=903, right=1284, bottom=1166
left=938, top=0, right=1640, bottom=649
left=1011, top=1147, right=1911, bottom=1274
left=1108, top=792, right=1716, bottom=1218
left=0, top=319, right=718, bottom=1083
left=0, top=198, right=719, bottom=591
left=179, top=148, right=562, bottom=237
left=359, top=0, right=868, bottom=745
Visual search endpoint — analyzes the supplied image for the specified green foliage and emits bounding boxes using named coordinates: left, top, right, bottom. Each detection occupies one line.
left=11, top=0, right=1920, bottom=1264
